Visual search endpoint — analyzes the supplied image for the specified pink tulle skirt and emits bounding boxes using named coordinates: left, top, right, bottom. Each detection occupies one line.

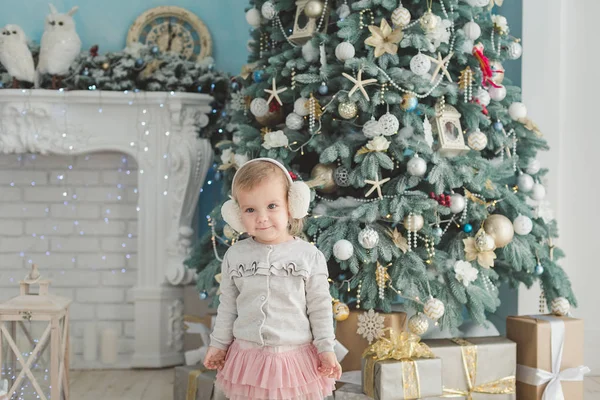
left=216, top=339, right=336, bottom=400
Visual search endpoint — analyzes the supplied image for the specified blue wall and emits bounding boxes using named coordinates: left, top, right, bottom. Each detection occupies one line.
left=0, top=0, right=249, bottom=76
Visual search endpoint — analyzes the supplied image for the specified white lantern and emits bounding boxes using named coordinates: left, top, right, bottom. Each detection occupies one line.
left=430, top=102, right=468, bottom=157
left=0, top=266, right=72, bottom=400
left=288, top=0, right=330, bottom=45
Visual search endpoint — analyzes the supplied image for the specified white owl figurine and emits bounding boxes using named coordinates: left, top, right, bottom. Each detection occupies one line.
left=35, top=3, right=81, bottom=88
left=0, top=24, right=35, bottom=86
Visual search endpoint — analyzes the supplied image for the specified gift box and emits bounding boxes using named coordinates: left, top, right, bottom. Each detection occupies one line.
left=361, top=330, right=443, bottom=399
left=506, top=315, right=590, bottom=400
left=336, top=309, right=407, bottom=372
left=423, top=336, right=516, bottom=399
left=174, top=365, right=226, bottom=400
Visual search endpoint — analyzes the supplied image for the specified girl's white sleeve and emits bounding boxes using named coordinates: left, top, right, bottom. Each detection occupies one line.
left=209, top=251, right=239, bottom=350
left=305, top=250, right=335, bottom=354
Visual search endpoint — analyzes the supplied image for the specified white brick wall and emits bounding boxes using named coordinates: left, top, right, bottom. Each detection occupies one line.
left=0, top=152, right=138, bottom=368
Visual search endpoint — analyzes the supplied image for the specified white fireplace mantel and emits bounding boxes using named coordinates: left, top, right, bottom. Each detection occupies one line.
left=0, top=89, right=214, bottom=367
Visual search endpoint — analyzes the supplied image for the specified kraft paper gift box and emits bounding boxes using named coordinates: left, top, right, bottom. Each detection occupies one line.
left=423, top=336, right=517, bottom=399
left=174, top=365, right=227, bottom=400
left=506, top=315, right=590, bottom=400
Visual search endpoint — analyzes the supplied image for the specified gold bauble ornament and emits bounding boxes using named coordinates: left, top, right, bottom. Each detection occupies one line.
left=304, top=0, right=325, bottom=18
left=490, top=61, right=505, bottom=85
left=483, top=214, right=514, bottom=248
left=306, top=163, right=337, bottom=193
left=102, top=62, right=110, bottom=70
left=474, top=228, right=496, bottom=252
left=420, top=10, right=438, bottom=33
left=332, top=300, right=350, bottom=321
left=338, top=101, right=358, bottom=119
left=408, top=313, right=430, bottom=335
left=403, top=214, right=424, bottom=232
left=255, top=107, right=284, bottom=126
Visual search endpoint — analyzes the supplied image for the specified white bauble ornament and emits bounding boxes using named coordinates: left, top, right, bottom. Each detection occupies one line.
left=304, top=0, right=325, bottom=18
left=286, top=113, right=304, bottom=130
left=509, top=102, right=527, bottom=121
left=358, top=227, right=379, bottom=249
left=363, top=118, right=382, bottom=138
left=250, top=98, right=269, bottom=117
left=335, top=42, right=355, bottom=61
left=483, top=214, right=514, bottom=248
left=294, top=98, right=310, bottom=116
left=513, top=215, right=533, bottom=235
left=407, top=155, right=427, bottom=177
left=466, top=0, right=490, bottom=7
left=475, top=229, right=496, bottom=252
left=333, top=239, right=354, bottom=261
left=507, top=41, right=523, bottom=60
left=408, top=313, right=429, bottom=335
left=517, top=173, right=534, bottom=192
left=245, top=8, right=262, bottom=28
left=391, top=6, right=411, bottom=27
left=491, top=61, right=505, bottom=85
left=450, top=194, right=466, bottom=213
left=424, top=297, right=445, bottom=320
left=526, top=159, right=541, bottom=175
left=531, top=183, right=546, bottom=201
left=410, top=53, right=432, bottom=76
left=302, top=41, right=320, bottom=63
left=475, top=88, right=491, bottom=107
left=551, top=297, right=570, bottom=316
left=338, top=102, right=358, bottom=119
left=378, top=113, right=400, bottom=136
left=463, top=20, right=481, bottom=40
left=467, top=129, right=488, bottom=151
left=488, top=85, right=507, bottom=102
left=261, top=1, right=277, bottom=20
left=403, top=214, right=424, bottom=232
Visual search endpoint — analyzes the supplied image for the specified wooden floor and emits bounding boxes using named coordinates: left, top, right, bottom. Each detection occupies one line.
left=68, top=369, right=600, bottom=399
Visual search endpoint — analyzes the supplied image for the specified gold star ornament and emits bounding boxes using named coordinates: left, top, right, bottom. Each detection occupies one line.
left=364, top=18, right=403, bottom=58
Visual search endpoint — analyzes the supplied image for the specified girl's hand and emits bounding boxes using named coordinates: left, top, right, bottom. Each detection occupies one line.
left=203, top=346, right=227, bottom=370
left=317, top=351, right=342, bottom=380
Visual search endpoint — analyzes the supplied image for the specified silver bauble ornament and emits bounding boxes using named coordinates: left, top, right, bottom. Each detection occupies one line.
left=408, top=313, right=430, bottom=335
left=286, top=112, right=304, bottom=130
left=250, top=98, right=269, bottom=117
left=483, top=214, right=515, bottom=248
left=449, top=194, right=466, bottom=213
left=424, top=297, right=445, bottom=320
left=488, top=85, right=507, bottom=102
left=304, top=0, right=325, bottom=18
left=490, top=61, right=505, bottom=85
left=261, top=1, right=277, bottom=20
left=517, top=173, right=534, bottom=192
left=463, top=20, right=481, bottom=40
left=420, top=10, right=438, bottom=33
left=513, top=215, right=533, bottom=235
left=475, top=88, right=491, bottom=107
left=378, top=113, right=400, bottom=136
left=335, top=42, right=355, bottom=61
left=403, top=214, right=424, bottom=232
left=507, top=41, right=523, bottom=60
left=334, top=166, right=351, bottom=187
left=410, top=53, right=432, bottom=76
left=245, top=8, right=262, bottom=28
left=467, top=129, right=488, bottom=151
left=333, top=239, right=354, bottom=260
left=391, top=6, right=411, bottom=28
left=475, top=229, right=496, bottom=252
left=531, top=183, right=546, bottom=201
left=363, top=118, right=383, bottom=138
left=338, top=101, right=358, bottom=119
left=294, top=97, right=310, bottom=116
left=551, top=297, right=570, bottom=316
left=407, top=155, right=427, bottom=177
left=526, top=159, right=541, bottom=175
left=358, top=227, right=379, bottom=249
left=509, top=102, right=527, bottom=121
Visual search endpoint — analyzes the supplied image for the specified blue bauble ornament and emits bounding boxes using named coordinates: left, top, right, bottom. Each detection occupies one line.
left=494, top=121, right=504, bottom=131
left=151, top=46, right=159, bottom=54
left=231, top=81, right=240, bottom=91
left=534, top=264, right=544, bottom=276
left=433, top=227, right=443, bottom=237
left=135, top=58, right=144, bottom=67
left=208, top=64, right=215, bottom=72
left=199, top=291, right=208, bottom=300
left=83, top=68, right=89, bottom=76
left=0, top=82, right=4, bottom=88
left=463, top=223, right=473, bottom=233
left=318, top=82, right=329, bottom=95
left=338, top=274, right=347, bottom=281
left=253, top=69, right=265, bottom=83
left=197, top=85, right=203, bottom=92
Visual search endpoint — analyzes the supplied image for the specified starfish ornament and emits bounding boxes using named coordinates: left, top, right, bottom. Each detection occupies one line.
left=264, top=78, right=288, bottom=106
left=426, top=52, right=454, bottom=83
left=364, top=174, right=390, bottom=199
left=342, top=69, right=378, bottom=101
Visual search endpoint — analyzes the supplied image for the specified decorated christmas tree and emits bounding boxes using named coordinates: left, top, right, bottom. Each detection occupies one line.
left=186, top=0, right=576, bottom=333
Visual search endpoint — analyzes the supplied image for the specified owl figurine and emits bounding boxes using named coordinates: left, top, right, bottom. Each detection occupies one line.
left=0, top=24, right=35, bottom=87
left=35, top=3, right=81, bottom=89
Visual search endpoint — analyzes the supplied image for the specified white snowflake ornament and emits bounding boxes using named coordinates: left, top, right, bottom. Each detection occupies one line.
left=356, top=309, right=386, bottom=344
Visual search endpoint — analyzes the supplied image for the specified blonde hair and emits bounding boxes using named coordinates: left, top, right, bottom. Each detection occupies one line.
left=232, top=161, right=305, bottom=236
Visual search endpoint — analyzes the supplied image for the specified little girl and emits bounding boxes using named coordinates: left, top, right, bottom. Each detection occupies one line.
left=204, top=158, right=341, bottom=400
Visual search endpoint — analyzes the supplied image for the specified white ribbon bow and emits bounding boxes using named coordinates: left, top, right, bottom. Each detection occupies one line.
left=516, top=315, right=590, bottom=400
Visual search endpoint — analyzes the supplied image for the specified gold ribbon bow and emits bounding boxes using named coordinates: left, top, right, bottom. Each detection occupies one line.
left=363, top=329, right=435, bottom=399
left=187, top=368, right=209, bottom=400
left=441, top=338, right=516, bottom=399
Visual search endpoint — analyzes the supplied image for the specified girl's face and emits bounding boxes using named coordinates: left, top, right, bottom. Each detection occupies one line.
left=237, top=176, right=293, bottom=245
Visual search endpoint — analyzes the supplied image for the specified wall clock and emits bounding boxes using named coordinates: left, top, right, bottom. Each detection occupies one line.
left=127, top=6, right=212, bottom=61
